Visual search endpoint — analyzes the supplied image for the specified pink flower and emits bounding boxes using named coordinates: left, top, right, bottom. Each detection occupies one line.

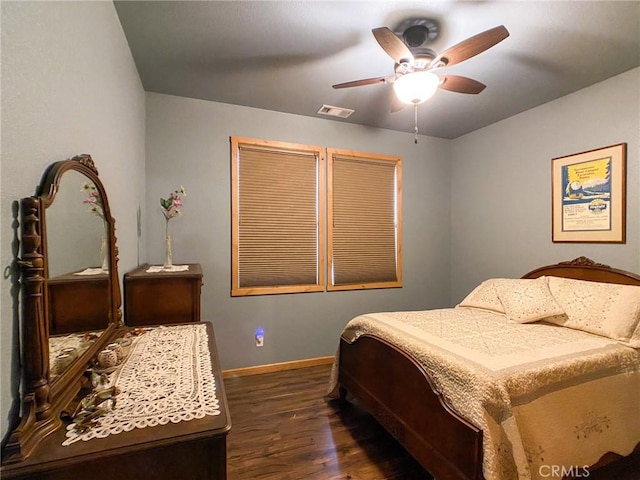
left=81, top=183, right=104, bottom=219
left=171, top=193, right=183, bottom=208
left=160, top=186, right=187, bottom=222
left=83, top=191, right=99, bottom=205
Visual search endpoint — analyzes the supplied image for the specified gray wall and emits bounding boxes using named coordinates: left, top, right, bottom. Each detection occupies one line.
left=1, top=2, right=146, bottom=441
left=145, top=93, right=452, bottom=370
left=450, top=68, right=640, bottom=303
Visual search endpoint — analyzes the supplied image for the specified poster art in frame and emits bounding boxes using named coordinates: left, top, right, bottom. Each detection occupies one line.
left=552, top=143, right=626, bottom=243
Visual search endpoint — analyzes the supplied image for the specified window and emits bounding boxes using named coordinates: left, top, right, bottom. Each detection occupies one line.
left=231, top=138, right=402, bottom=296
left=231, top=137, right=325, bottom=296
left=327, top=149, right=402, bottom=290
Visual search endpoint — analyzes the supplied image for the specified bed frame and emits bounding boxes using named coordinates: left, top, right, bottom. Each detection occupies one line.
left=337, top=257, right=640, bottom=480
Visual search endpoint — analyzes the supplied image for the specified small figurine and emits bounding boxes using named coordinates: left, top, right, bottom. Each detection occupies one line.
left=71, top=386, right=120, bottom=433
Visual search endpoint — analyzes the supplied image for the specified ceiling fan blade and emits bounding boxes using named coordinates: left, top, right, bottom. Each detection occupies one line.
left=332, top=76, right=392, bottom=89
left=438, top=75, right=486, bottom=94
left=372, top=27, right=414, bottom=64
left=434, top=25, right=509, bottom=67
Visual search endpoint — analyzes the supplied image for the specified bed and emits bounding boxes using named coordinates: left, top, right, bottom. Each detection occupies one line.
left=329, top=258, right=640, bottom=480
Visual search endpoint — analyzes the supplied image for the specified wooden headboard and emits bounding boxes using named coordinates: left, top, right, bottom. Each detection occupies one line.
left=522, top=256, right=640, bottom=286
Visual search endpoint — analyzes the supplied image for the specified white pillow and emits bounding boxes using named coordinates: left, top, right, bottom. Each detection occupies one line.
left=495, top=277, right=567, bottom=324
left=546, top=276, right=640, bottom=347
left=457, top=279, right=505, bottom=314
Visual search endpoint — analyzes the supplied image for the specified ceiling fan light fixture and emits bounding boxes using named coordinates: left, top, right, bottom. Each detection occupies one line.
left=393, top=71, right=439, bottom=105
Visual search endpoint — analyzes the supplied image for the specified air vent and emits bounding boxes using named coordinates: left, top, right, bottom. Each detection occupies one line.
left=317, top=104, right=354, bottom=119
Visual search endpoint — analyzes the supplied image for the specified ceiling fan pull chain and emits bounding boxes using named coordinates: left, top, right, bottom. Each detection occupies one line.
left=414, top=102, right=419, bottom=144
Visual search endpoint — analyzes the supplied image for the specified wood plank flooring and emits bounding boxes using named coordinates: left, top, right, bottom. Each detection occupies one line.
left=223, top=364, right=640, bottom=480
left=224, top=363, right=431, bottom=480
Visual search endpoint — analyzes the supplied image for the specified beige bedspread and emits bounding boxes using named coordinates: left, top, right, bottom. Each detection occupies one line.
left=333, top=307, right=640, bottom=480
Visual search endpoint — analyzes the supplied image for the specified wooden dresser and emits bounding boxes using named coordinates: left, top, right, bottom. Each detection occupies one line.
left=1, top=322, right=231, bottom=480
left=2, top=157, right=230, bottom=480
left=47, top=271, right=110, bottom=334
left=124, top=263, right=202, bottom=326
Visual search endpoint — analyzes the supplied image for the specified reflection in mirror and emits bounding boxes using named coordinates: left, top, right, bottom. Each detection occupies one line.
left=47, top=172, right=107, bottom=276
left=49, top=331, right=103, bottom=377
left=45, top=172, right=111, bottom=378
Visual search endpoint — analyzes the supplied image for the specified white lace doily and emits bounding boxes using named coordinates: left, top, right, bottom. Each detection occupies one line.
left=63, top=324, right=220, bottom=446
left=74, top=267, right=109, bottom=275
left=146, top=265, right=190, bottom=273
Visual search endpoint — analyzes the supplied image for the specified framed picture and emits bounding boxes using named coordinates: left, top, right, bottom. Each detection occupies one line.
left=552, top=143, right=626, bottom=243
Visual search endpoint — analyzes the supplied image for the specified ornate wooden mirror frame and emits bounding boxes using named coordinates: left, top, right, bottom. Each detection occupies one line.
left=3, top=154, right=123, bottom=463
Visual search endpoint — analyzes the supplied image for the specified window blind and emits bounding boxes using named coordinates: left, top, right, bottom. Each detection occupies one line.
left=231, top=137, right=325, bottom=295
left=328, top=150, right=402, bottom=290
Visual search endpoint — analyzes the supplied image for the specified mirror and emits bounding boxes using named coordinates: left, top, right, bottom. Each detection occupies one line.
left=47, top=172, right=107, bottom=278
left=45, top=172, right=110, bottom=378
left=2, top=154, right=122, bottom=463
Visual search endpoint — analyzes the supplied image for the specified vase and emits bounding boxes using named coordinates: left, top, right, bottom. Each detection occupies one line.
left=100, top=235, right=109, bottom=271
left=163, top=235, right=173, bottom=269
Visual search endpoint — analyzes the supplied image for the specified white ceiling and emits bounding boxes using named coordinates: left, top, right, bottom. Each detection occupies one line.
left=114, top=1, right=640, bottom=139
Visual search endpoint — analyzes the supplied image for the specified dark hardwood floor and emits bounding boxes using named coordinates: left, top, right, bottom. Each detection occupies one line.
left=224, top=363, right=431, bottom=480
left=223, top=364, right=640, bottom=480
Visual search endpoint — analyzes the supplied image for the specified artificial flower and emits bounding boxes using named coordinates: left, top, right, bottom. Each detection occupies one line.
left=160, top=186, right=187, bottom=221
left=82, top=182, right=105, bottom=220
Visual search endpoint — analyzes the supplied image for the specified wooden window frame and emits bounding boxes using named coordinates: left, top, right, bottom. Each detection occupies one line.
left=327, top=148, right=403, bottom=291
left=231, top=136, right=325, bottom=296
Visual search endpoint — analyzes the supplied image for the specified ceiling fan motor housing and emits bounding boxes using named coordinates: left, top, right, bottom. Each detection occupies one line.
left=394, top=51, right=436, bottom=74
left=394, top=18, right=439, bottom=48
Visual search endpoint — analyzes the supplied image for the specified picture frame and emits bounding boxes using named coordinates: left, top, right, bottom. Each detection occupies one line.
left=552, top=143, right=626, bottom=243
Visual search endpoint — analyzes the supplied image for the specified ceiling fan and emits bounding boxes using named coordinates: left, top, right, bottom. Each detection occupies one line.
left=332, top=22, right=509, bottom=142
left=333, top=22, right=509, bottom=106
